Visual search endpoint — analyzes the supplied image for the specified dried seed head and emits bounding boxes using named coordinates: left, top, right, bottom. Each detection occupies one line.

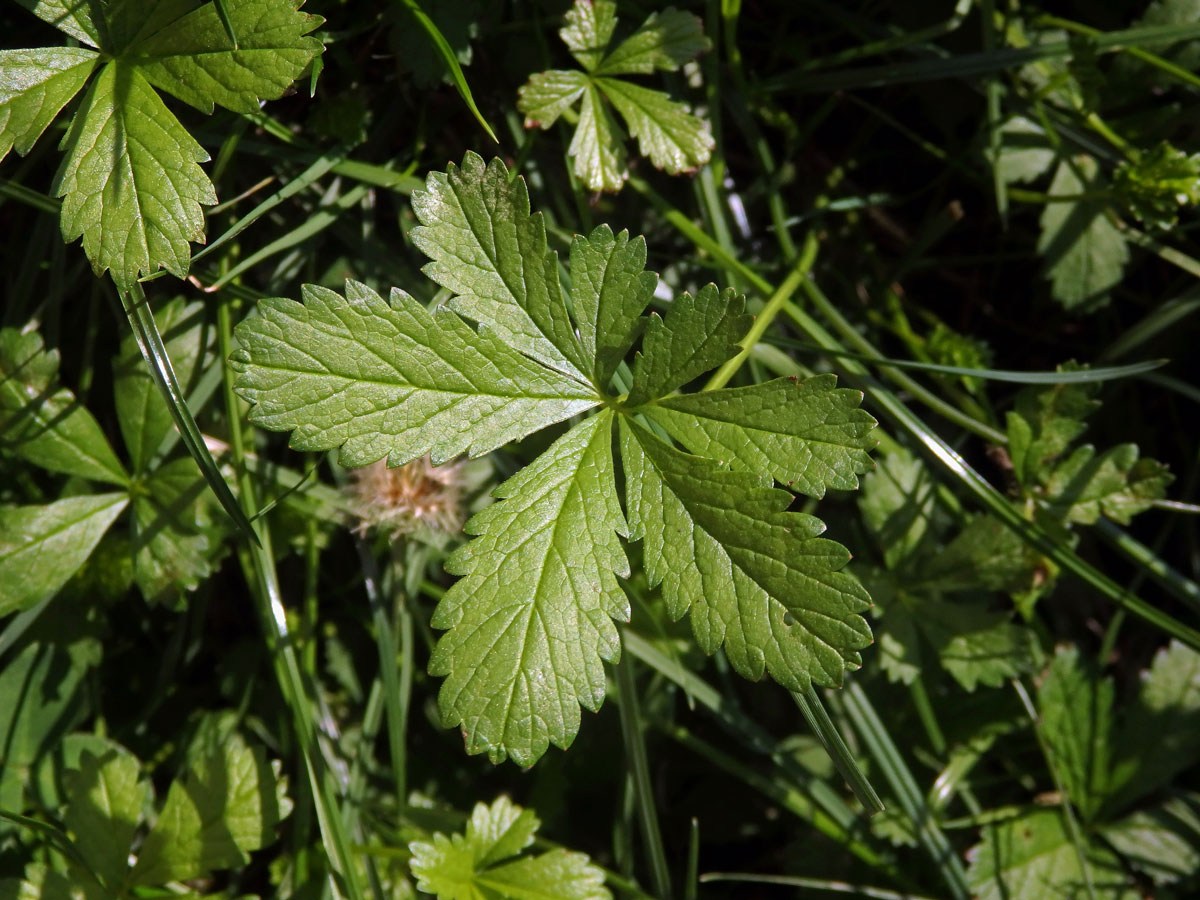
left=348, top=456, right=465, bottom=539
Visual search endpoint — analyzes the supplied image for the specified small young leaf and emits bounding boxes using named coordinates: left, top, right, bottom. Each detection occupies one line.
left=231, top=280, right=599, bottom=467
left=644, top=374, right=876, bottom=498
left=1043, top=443, right=1172, bottom=524
left=430, top=411, right=629, bottom=765
left=596, top=8, right=710, bottom=76
left=517, top=68, right=588, bottom=129
left=620, top=418, right=872, bottom=692
left=858, top=450, right=937, bottom=570
left=131, top=732, right=289, bottom=885
left=1037, top=156, right=1129, bottom=311
left=627, top=284, right=749, bottom=405
left=411, top=153, right=590, bottom=379
left=0, top=328, right=128, bottom=486
left=568, top=224, right=655, bottom=387
left=63, top=748, right=144, bottom=892
left=991, top=115, right=1056, bottom=185
left=54, top=61, right=216, bottom=291
left=595, top=76, right=713, bottom=175
left=0, top=494, right=128, bottom=617
left=569, top=81, right=628, bottom=193
left=1114, top=140, right=1200, bottom=229
left=0, top=47, right=99, bottom=162
left=131, top=0, right=324, bottom=115
left=1007, top=377, right=1098, bottom=488
left=560, top=0, right=617, bottom=73
left=409, top=796, right=611, bottom=900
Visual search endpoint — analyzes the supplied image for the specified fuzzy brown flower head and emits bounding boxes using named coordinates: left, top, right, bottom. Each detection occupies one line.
left=349, top=456, right=465, bottom=538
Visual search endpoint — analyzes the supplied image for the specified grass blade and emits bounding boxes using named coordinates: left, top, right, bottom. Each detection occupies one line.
left=396, top=0, right=499, bottom=143
left=121, top=284, right=258, bottom=542
left=793, top=687, right=884, bottom=815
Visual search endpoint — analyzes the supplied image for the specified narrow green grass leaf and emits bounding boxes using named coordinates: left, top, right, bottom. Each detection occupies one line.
left=0, top=494, right=127, bottom=617
left=396, top=0, right=498, bottom=142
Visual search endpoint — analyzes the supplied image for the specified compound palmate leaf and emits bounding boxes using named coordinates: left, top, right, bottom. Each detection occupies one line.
left=234, top=153, right=875, bottom=765
left=410, top=796, right=611, bottom=900
left=3, top=0, right=323, bottom=291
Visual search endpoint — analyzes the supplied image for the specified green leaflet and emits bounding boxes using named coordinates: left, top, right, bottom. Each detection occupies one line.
left=4, top=0, right=323, bottom=291
left=1104, top=794, right=1200, bottom=886
left=64, top=748, right=146, bottom=892
left=516, top=0, right=713, bottom=192
left=0, top=494, right=128, bottom=618
left=1037, top=156, right=1129, bottom=311
left=234, top=154, right=876, bottom=765
left=645, top=374, right=876, bottom=498
left=620, top=418, right=872, bottom=692
left=231, top=280, right=600, bottom=467
left=411, top=154, right=590, bottom=380
left=430, top=411, right=629, bottom=765
left=409, top=796, right=611, bottom=900
left=627, top=283, right=750, bottom=406
left=967, top=808, right=1136, bottom=900
left=0, top=48, right=98, bottom=161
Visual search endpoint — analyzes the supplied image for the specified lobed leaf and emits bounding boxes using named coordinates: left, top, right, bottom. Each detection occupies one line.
left=411, top=153, right=590, bottom=380
left=63, top=748, right=145, bottom=892
left=410, top=796, right=611, bottom=900
left=620, top=418, right=872, bottom=692
left=131, top=0, right=324, bottom=115
left=559, top=0, right=617, bottom=72
left=430, top=412, right=629, bottom=765
left=645, top=374, right=876, bottom=497
left=627, top=283, right=749, bottom=405
left=596, top=76, right=713, bottom=175
left=596, top=8, right=710, bottom=75
left=54, top=61, right=216, bottom=291
left=0, top=47, right=99, bottom=162
left=230, top=280, right=600, bottom=467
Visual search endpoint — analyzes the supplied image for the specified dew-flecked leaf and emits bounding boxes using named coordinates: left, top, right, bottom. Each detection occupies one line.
left=596, top=7, right=710, bottom=75
left=596, top=76, right=713, bottom=175
left=569, top=81, right=627, bottom=193
left=410, top=796, right=611, bottom=900
left=230, top=280, right=600, bottom=467
left=645, top=374, right=876, bottom=497
left=0, top=494, right=128, bottom=617
left=54, top=61, right=216, bottom=292
left=0, top=47, right=99, bottom=162
left=568, top=224, right=655, bottom=386
left=620, top=418, right=872, bottom=691
left=517, top=68, right=588, bottom=130
left=131, top=0, right=324, bottom=115
left=410, top=153, right=589, bottom=379
left=430, top=411, right=629, bottom=765
left=560, top=0, right=617, bottom=72
left=627, top=283, right=748, bottom=405
left=0, top=328, right=128, bottom=485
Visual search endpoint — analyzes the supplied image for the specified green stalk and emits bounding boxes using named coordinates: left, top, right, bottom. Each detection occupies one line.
left=792, top=687, right=884, bottom=815
left=615, top=634, right=673, bottom=900
left=217, top=298, right=366, bottom=900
